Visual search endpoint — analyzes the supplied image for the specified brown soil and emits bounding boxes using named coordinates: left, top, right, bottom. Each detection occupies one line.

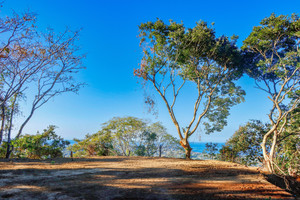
left=0, top=156, right=297, bottom=200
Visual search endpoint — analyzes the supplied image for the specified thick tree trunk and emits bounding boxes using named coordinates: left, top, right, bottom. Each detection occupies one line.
left=262, top=145, right=273, bottom=173
left=261, top=128, right=279, bottom=173
left=261, top=125, right=277, bottom=173
left=180, top=139, right=192, bottom=159
left=185, top=147, right=192, bottom=160
left=268, top=131, right=278, bottom=173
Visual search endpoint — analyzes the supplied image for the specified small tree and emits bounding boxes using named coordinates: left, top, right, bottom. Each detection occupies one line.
left=102, top=117, right=147, bottom=156
left=0, top=125, right=69, bottom=159
left=69, top=130, right=114, bottom=157
left=134, top=130, right=157, bottom=157
left=203, top=142, right=219, bottom=159
left=219, top=120, right=269, bottom=165
left=135, top=19, right=245, bottom=159
left=148, top=122, right=182, bottom=157
left=242, top=14, right=300, bottom=173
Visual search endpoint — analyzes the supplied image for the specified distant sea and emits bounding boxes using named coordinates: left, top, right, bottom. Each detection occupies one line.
left=190, top=142, right=225, bottom=153
left=66, top=140, right=225, bottom=154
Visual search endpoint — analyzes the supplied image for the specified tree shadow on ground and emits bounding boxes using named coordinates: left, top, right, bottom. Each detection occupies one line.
left=0, top=157, right=295, bottom=200
left=265, top=174, right=300, bottom=198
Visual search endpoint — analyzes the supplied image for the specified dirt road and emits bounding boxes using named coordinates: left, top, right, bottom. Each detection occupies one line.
left=0, top=157, right=296, bottom=199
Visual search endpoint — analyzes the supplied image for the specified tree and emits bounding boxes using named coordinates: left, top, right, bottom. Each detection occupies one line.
left=0, top=125, right=70, bottom=159
left=0, top=11, right=36, bottom=145
left=134, top=19, right=245, bottom=159
left=69, top=130, right=115, bottom=157
left=215, top=117, right=299, bottom=176
left=242, top=14, right=300, bottom=173
left=203, top=142, right=219, bottom=160
left=0, top=8, right=85, bottom=158
left=134, top=129, right=157, bottom=157
left=274, top=106, right=300, bottom=176
left=148, top=122, right=182, bottom=157
left=219, top=120, right=269, bottom=165
left=102, top=117, right=147, bottom=156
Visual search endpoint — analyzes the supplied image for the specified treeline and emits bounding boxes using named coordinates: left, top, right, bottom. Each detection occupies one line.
left=68, top=117, right=183, bottom=158
left=0, top=117, right=183, bottom=159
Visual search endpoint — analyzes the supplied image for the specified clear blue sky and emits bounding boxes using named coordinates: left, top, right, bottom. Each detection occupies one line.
left=2, top=0, right=300, bottom=142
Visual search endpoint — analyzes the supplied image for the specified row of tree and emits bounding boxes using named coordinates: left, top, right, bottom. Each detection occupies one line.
left=0, top=8, right=85, bottom=158
left=0, top=117, right=183, bottom=159
left=134, top=13, right=300, bottom=175
left=68, top=117, right=183, bottom=158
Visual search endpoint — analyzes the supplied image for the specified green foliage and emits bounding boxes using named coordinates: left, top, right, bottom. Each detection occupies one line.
left=214, top=117, right=299, bottom=175
left=203, top=142, right=218, bottom=159
left=242, top=13, right=300, bottom=173
left=68, top=117, right=184, bottom=158
left=102, top=116, right=147, bottom=156
left=218, top=120, right=269, bottom=165
left=68, top=130, right=114, bottom=157
left=218, top=145, right=238, bottom=163
left=134, top=130, right=157, bottom=156
left=148, top=122, right=183, bottom=157
left=136, top=19, right=245, bottom=159
left=0, top=125, right=69, bottom=159
left=275, top=107, right=300, bottom=174
left=242, top=13, right=300, bottom=83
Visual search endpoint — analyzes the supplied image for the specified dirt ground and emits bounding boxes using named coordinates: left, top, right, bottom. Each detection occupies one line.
left=0, top=156, right=298, bottom=200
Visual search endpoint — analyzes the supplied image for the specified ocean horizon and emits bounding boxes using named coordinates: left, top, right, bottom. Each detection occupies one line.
left=190, top=142, right=225, bottom=153
left=67, top=140, right=225, bottom=154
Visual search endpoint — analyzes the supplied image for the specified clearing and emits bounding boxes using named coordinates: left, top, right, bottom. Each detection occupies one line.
left=0, top=156, right=298, bottom=200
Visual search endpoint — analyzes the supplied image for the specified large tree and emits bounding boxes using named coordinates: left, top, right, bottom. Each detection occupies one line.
left=0, top=8, right=85, bottom=158
left=242, top=14, right=300, bottom=173
left=134, top=19, right=245, bottom=159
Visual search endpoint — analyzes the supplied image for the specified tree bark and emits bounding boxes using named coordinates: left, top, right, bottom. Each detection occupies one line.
left=16, top=107, right=35, bottom=139
left=5, top=95, right=17, bottom=159
left=0, top=104, right=5, bottom=144
left=180, top=139, right=192, bottom=159
left=268, top=131, right=278, bottom=173
left=159, top=144, right=162, bottom=157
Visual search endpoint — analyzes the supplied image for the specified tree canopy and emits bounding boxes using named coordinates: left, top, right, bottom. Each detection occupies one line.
left=242, top=13, right=300, bottom=173
left=135, top=19, right=245, bottom=158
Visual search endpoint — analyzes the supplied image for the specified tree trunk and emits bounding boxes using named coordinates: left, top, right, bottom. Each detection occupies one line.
left=185, top=147, right=192, bottom=160
left=16, top=107, right=35, bottom=139
left=159, top=145, right=162, bottom=157
left=268, top=131, right=278, bottom=173
left=5, top=144, right=12, bottom=159
left=5, top=95, right=17, bottom=159
left=261, top=128, right=279, bottom=173
left=0, top=104, right=5, bottom=144
left=180, top=139, right=192, bottom=159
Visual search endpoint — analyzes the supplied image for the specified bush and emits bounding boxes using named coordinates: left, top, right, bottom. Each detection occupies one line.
left=0, top=125, right=69, bottom=159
